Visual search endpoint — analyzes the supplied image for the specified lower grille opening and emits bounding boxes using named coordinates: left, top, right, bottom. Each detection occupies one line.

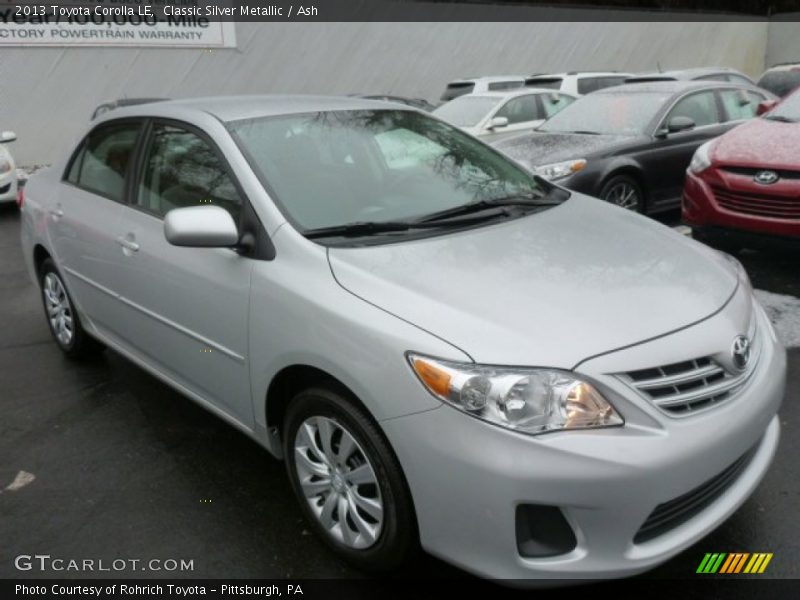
left=634, top=445, right=758, bottom=544
left=516, top=504, right=577, bottom=558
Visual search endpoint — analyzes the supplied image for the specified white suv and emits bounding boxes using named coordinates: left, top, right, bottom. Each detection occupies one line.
left=525, top=71, right=631, bottom=96
left=0, top=131, right=17, bottom=206
left=440, top=76, right=526, bottom=102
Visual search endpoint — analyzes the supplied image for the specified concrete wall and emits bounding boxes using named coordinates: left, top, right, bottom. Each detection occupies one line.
left=0, top=19, right=771, bottom=165
left=766, top=16, right=800, bottom=67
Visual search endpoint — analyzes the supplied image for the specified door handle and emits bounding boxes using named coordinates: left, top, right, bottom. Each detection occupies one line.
left=116, top=236, right=140, bottom=253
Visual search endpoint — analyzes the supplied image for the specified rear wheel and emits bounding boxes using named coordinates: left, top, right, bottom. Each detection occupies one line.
left=283, top=387, right=416, bottom=572
left=39, top=258, right=104, bottom=359
left=600, top=174, right=644, bottom=213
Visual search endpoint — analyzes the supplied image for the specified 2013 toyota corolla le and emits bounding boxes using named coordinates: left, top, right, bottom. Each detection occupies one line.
left=20, top=96, right=785, bottom=582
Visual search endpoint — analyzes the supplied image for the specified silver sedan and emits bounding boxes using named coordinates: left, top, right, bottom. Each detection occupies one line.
left=20, top=96, right=784, bottom=582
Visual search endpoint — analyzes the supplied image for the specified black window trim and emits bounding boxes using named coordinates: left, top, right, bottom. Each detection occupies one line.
left=61, top=117, right=146, bottom=205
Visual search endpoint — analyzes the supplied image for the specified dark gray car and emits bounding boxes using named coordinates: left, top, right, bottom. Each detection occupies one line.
left=495, top=81, right=775, bottom=214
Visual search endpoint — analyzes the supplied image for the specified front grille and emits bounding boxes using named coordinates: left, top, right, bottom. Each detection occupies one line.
left=712, top=185, right=800, bottom=220
left=721, top=166, right=800, bottom=180
left=634, top=445, right=757, bottom=544
left=619, top=322, right=760, bottom=416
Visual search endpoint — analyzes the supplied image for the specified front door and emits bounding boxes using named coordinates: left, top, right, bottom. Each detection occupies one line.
left=110, top=121, right=254, bottom=426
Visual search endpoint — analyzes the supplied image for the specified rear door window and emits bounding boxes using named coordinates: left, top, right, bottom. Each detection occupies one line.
left=524, top=77, right=563, bottom=90
left=487, top=80, right=524, bottom=91
left=441, top=82, right=475, bottom=102
left=577, top=76, right=627, bottom=94
left=719, top=89, right=764, bottom=121
left=66, top=121, right=142, bottom=202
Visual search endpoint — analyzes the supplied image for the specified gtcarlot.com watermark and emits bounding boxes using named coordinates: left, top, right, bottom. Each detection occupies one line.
left=14, top=554, right=194, bottom=573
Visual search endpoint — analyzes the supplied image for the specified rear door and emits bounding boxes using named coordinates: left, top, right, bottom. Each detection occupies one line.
left=644, top=90, right=730, bottom=209
left=109, top=120, right=255, bottom=426
left=50, top=120, right=143, bottom=336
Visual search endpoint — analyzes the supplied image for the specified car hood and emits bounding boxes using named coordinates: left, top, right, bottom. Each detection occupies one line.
left=328, top=194, right=738, bottom=368
left=712, top=118, right=800, bottom=169
left=496, top=131, right=638, bottom=167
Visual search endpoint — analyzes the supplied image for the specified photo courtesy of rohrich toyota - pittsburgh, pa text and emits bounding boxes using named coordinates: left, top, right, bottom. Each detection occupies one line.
left=1, top=0, right=799, bottom=598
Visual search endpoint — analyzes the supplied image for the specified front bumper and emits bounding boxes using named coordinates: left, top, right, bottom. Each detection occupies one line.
left=382, top=303, right=784, bottom=581
left=683, top=170, right=800, bottom=241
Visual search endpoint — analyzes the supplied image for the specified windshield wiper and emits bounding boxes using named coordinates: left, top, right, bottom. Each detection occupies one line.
left=304, top=213, right=503, bottom=239
left=416, top=194, right=560, bottom=224
left=568, top=130, right=602, bottom=135
left=763, top=114, right=798, bottom=123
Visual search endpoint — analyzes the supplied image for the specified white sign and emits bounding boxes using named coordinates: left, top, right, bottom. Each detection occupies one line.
left=0, top=10, right=237, bottom=48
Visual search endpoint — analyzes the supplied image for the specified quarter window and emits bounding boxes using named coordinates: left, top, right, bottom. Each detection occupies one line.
left=665, top=92, right=720, bottom=128
left=136, top=123, right=242, bottom=221
left=66, top=122, right=141, bottom=202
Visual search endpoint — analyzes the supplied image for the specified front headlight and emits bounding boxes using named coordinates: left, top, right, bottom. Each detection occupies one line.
left=688, top=141, right=714, bottom=174
left=0, top=160, right=11, bottom=175
left=533, top=158, right=587, bottom=181
left=408, top=354, right=623, bottom=435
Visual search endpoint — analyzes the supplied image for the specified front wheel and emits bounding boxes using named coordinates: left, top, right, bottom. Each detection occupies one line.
left=600, top=174, right=644, bottom=213
left=283, top=387, right=417, bottom=572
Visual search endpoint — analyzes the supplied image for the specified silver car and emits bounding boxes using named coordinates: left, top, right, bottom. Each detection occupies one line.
left=20, top=96, right=785, bottom=582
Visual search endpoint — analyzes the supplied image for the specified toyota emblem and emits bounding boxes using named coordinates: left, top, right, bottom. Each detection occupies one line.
left=731, top=336, right=751, bottom=370
left=754, top=170, right=779, bottom=185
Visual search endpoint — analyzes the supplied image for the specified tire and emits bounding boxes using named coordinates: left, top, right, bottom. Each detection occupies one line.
left=39, top=258, right=104, bottom=359
left=600, top=174, right=645, bottom=213
left=283, top=387, right=417, bottom=572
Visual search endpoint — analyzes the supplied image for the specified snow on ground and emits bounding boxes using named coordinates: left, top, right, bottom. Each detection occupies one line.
left=755, top=289, right=800, bottom=349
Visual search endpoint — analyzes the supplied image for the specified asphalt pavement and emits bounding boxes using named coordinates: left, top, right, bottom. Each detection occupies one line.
left=1, top=203, right=797, bottom=585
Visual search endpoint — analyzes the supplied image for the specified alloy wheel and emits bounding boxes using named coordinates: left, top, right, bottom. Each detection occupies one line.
left=603, top=181, right=640, bottom=211
left=43, top=272, right=74, bottom=347
left=293, top=416, right=383, bottom=550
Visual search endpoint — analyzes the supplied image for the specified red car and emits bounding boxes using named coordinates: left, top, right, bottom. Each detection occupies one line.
left=683, top=88, right=800, bottom=250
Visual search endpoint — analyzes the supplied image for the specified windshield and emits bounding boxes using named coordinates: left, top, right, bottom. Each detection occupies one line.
left=539, top=91, right=671, bottom=135
left=433, top=96, right=500, bottom=127
left=230, top=109, right=546, bottom=232
left=767, top=89, right=800, bottom=120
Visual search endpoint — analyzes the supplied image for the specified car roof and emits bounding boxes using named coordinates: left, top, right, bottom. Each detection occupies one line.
left=600, top=80, right=756, bottom=94
left=447, top=75, right=526, bottom=84
left=626, top=67, right=744, bottom=81
left=527, top=71, right=630, bottom=78
left=93, top=94, right=415, bottom=124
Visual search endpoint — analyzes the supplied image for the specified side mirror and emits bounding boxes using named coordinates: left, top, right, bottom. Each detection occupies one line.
left=666, top=116, right=696, bottom=134
left=0, top=131, right=17, bottom=144
left=756, top=99, right=779, bottom=116
left=487, top=116, right=509, bottom=130
left=164, top=205, right=239, bottom=248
